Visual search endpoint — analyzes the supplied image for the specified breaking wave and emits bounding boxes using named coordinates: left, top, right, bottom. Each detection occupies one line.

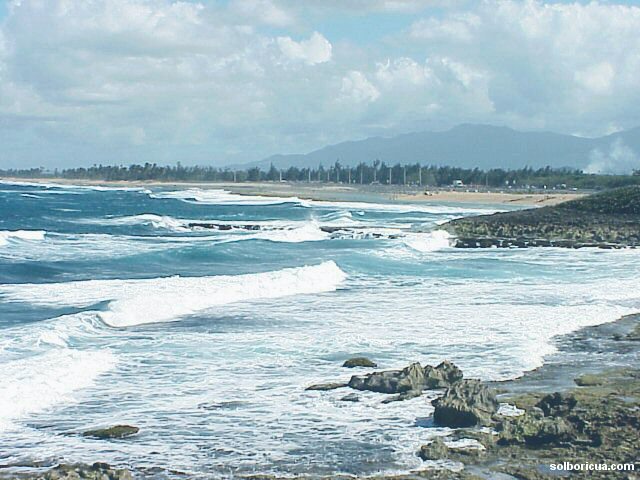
left=0, top=261, right=347, bottom=327
left=0, top=230, right=46, bottom=247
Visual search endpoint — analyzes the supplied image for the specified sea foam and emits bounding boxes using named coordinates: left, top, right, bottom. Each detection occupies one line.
left=0, top=349, right=116, bottom=430
left=0, top=261, right=347, bottom=327
left=0, top=230, right=46, bottom=247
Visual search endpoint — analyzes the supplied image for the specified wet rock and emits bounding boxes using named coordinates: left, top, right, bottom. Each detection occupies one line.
left=575, top=374, right=606, bottom=387
left=305, top=382, right=347, bottom=391
left=432, top=379, right=498, bottom=427
left=348, top=361, right=463, bottom=395
left=340, top=393, right=360, bottom=402
left=342, top=357, right=377, bottom=368
left=536, top=392, right=577, bottom=417
left=39, top=463, right=132, bottom=480
left=425, top=360, right=464, bottom=388
left=381, top=389, right=423, bottom=404
left=417, top=437, right=449, bottom=461
left=348, top=362, right=426, bottom=394
left=82, top=425, right=139, bottom=439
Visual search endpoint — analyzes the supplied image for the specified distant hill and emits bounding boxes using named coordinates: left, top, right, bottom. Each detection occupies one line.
left=245, top=124, right=640, bottom=173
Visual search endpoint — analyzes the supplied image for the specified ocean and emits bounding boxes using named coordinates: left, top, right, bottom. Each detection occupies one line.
left=1, top=180, right=639, bottom=477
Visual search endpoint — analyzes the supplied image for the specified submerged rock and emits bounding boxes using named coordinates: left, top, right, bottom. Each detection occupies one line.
left=305, top=382, right=348, bottom=391
left=82, top=425, right=139, bottom=439
left=432, top=380, right=498, bottom=427
left=39, top=463, right=132, bottom=480
left=342, top=357, right=377, bottom=368
left=340, top=393, right=360, bottom=402
left=381, top=389, right=423, bottom=404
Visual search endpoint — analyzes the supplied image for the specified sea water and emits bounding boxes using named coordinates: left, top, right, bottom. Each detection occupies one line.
left=1, top=180, right=639, bottom=477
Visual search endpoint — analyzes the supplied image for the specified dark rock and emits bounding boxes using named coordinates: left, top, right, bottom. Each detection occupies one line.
left=82, top=425, right=139, bottom=439
left=40, top=463, right=132, bottom=480
left=536, top=392, right=577, bottom=417
left=348, top=361, right=463, bottom=395
left=342, top=357, right=377, bottom=368
left=340, top=393, right=360, bottom=402
left=381, top=389, right=423, bottom=404
left=417, top=437, right=449, bottom=461
left=432, top=379, right=499, bottom=427
left=348, top=362, right=426, bottom=394
left=305, top=382, right=348, bottom=391
left=425, top=360, right=464, bottom=388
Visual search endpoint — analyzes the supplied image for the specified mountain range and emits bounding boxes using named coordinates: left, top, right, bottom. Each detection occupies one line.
left=245, top=124, right=640, bottom=174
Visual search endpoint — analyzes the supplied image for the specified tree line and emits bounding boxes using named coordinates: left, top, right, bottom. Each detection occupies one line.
left=2, top=161, right=640, bottom=190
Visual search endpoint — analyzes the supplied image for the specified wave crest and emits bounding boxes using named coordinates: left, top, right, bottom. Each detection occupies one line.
left=0, top=262, right=347, bottom=327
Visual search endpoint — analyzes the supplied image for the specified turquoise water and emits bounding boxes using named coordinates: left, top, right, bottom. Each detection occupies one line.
left=1, top=180, right=639, bottom=477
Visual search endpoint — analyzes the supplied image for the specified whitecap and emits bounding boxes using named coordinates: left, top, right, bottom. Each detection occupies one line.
left=403, top=230, right=453, bottom=253
left=0, top=261, right=347, bottom=327
left=0, top=230, right=46, bottom=247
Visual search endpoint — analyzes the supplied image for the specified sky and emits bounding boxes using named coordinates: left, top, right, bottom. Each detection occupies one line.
left=1, top=0, right=639, bottom=168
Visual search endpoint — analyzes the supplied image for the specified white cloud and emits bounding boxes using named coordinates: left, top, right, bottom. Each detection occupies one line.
left=574, top=62, right=615, bottom=95
left=277, top=32, right=332, bottom=65
left=340, top=71, right=380, bottom=103
left=405, top=1, right=640, bottom=133
left=409, top=13, right=480, bottom=42
left=230, top=0, right=294, bottom=27
left=1, top=0, right=639, bottom=168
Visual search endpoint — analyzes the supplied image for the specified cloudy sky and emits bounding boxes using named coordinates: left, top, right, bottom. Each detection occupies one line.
left=1, top=0, right=639, bottom=168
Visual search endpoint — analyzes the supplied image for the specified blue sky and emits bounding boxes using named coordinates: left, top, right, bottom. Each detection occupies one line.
left=1, top=0, right=639, bottom=168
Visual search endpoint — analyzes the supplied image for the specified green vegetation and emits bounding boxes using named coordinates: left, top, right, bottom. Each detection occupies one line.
left=2, top=162, right=640, bottom=189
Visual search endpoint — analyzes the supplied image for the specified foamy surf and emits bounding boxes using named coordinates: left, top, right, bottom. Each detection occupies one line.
left=403, top=230, right=453, bottom=252
left=0, top=261, right=347, bottom=327
left=149, top=188, right=305, bottom=206
left=0, top=230, right=46, bottom=247
left=0, top=349, right=117, bottom=431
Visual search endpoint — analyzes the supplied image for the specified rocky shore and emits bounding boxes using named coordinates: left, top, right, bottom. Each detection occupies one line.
left=6, top=315, right=639, bottom=480
left=444, top=186, right=640, bottom=249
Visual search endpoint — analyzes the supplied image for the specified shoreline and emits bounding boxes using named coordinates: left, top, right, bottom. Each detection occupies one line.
left=1, top=177, right=584, bottom=206
left=3, top=313, right=638, bottom=480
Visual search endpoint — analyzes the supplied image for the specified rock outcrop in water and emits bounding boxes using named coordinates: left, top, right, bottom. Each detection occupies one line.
left=444, top=186, right=640, bottom=248
left=82, top=425, right=139, bottom=439
left=348, top=360, right=463, bottom=398
left=342, top=357, right=377, bottom=368
left=432, top=379, right=498, bottom=427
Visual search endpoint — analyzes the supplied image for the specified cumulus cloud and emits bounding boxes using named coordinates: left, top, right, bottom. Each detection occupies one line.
left=340, top=71, right=380, bottom=103
left=585, top=139, right=640, bottom=175
left=404, top=1, right=640, bottom=132
left=0, top=0, right=639, bottom=168
left=277, top=32, right=332, bottom=65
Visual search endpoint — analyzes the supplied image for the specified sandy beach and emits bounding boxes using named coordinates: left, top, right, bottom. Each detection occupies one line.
left=1, top=177, right=584, bottom=206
